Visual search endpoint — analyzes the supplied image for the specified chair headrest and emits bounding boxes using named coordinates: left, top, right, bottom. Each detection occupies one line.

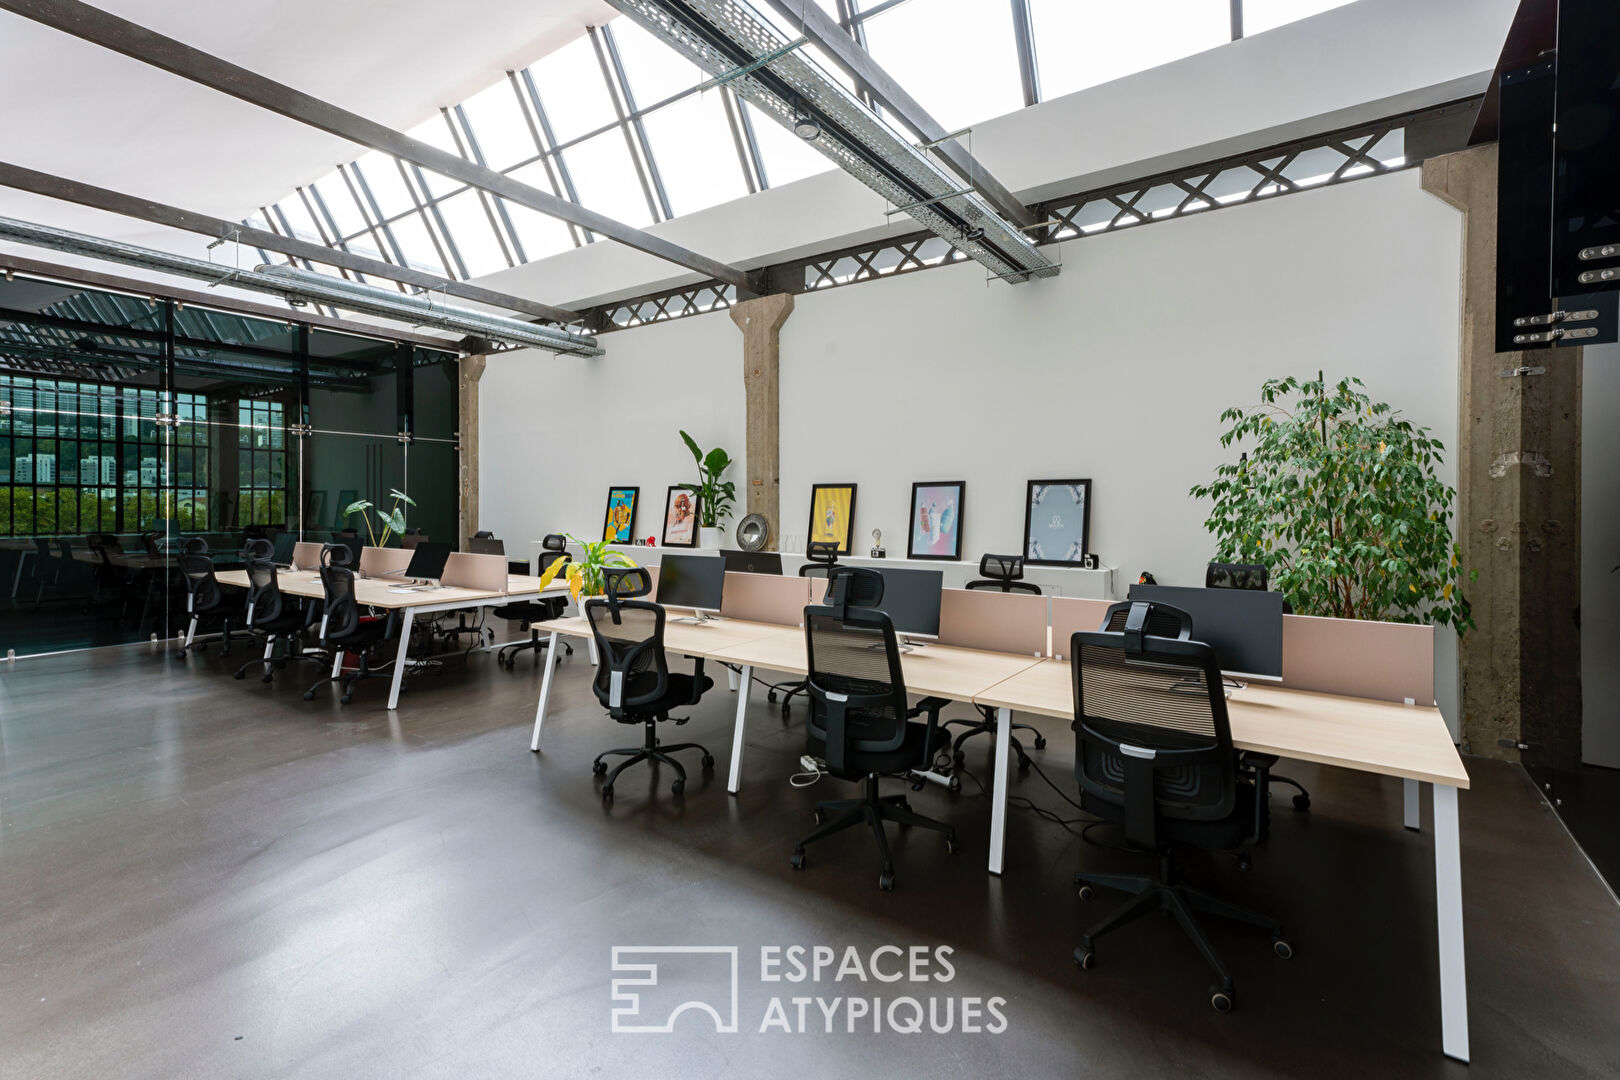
left=978, top=552, right=1023, bottom=579
left=826, top=566, right=883, bottom=616
left=321, top=542, right=353, bottom=568
left=542, top=533, right=567, bottom=552
left=182, top=537, right=209, bottom=555
left=1101, top=599, right=1194, bottom=655
left=806, top=541, right=839, bottom=565
left=243, top=538, right=274, bottom=560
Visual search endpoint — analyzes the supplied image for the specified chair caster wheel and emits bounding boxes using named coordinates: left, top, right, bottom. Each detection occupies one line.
left=952, top=749, right=965, bottom=765
left=1016, top=756, right=1032, bottom=771
left=233, top=671, right=246, bottom=680
left=174, top=651, right=187, bottom=660
left=701, top=754, right=715, bottom=770
left=1034, top=735, right=1047, bottom=749
left=791, top=847, right=806, bottom=869
left=878, top=871, right=894, bottom=891
left=767, top=691, right=777, bottom=703
left=1292, top=794, right=1311, bottom=811
left=302, top=691, right=315, bottom=701
left=671, top=779, right=685, bottom=796
left=593, top=761, right=608, bottom=775
left=260, top=675, right=274, bottom=684
left=1210, top=989, right=1234, bottom=1013
left=339, top=694, right=352, bottom=705
left=1272, top=937, right=1293, bottom=959
left=1074, top=948, right=1094, bottom=971
left=780, top=702, right=791, bottom=720
left=947, top=776, right=961, bottom=794
left=601, top=785, right=614, bottom=802
left=1237, top=855, right=1251, bottom=872
left=1078, top=885, right=1095, bottom=901
left=944, top=834, right=958, bottom=855
left=909, top=780, right=924, bottom=792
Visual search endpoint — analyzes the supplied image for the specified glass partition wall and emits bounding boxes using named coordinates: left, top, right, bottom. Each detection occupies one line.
left=0, top=276, right=460, bottom=658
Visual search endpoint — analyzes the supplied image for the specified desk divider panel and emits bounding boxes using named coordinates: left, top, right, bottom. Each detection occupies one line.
left=938, top=589, right=1048, bottom=656
left=1281, top=614, right=1435, bottom=704
left=359, top=546, right=412, bottom=578
left=442, top=552, right=509, bottom=593
left=290, top=541, right=326, bottom=571
left=1050, top=597, right=1117, bottom=658
left=721, top=572, right=811, bottom=625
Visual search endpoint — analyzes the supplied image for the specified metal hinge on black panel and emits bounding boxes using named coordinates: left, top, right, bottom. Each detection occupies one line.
left=288, top=422, right=313, bottom=438
left=154, top=413, right=177, bottom=428
left=397, top=431, right=413, bottom=445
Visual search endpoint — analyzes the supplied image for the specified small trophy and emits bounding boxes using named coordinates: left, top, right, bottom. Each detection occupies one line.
left=870, top=528, right=886, bottom=558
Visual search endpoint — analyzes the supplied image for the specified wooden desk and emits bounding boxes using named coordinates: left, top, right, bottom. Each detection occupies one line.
left=217, top=569, right=562, bottom=710
left=975, top=658, right=1472, bottom=1062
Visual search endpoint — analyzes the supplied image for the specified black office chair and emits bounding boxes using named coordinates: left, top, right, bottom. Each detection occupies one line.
left=791, top=568, right=957, bottom=890
left=31, top=537, right=71, bottom=606
left=496, top=534, right=573, bottom=667
left=945, top=554, right=1048, bottom=770
left=175, top=543, right=241, bottom=659
left=764, top=541, right=843, bottom=717
left=302, top=546, right=400, bottom=704
left=584, top=566, right=714, bottom=800
left=232, top=551, right=322, bottom=684
left=1204, top=562, right=1310, bottom=812
left=1070, top=601, right=1290, bottom=1012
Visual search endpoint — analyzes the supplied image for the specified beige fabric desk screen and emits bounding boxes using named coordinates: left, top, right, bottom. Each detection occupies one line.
left=290, top=541, right=326, bottom=572
left=938, top=589, right=1048, bottom=656
left=1281, top=614, right=1435, bottom=705
left=1050, top=597, right=1116, bottom=659
left=359, top=546, right=412, bottom=578
left=721, top=572, right=810, bottom=625
left=442, top=552, right=509, bottom=593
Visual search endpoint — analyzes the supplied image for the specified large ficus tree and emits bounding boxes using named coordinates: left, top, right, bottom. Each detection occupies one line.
left=1189, top=374, right=1473, bottom=633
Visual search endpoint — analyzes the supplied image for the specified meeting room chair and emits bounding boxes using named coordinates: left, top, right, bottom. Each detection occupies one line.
left=764, top=541, right=843, bottom=717
left=301, top=546, right=400, bottom=705
left=30, top=537, right=71, bottom=607
left=584, top=566, right=714, bottom=801
left=1069, top=600, right=1291, bottom=1012
left=495, top=533, right=573, bottom=667
left=175, top=542, right=241, bottom=660
left=946, top=553, right=1049, bottom=770
left=232, top=549, right=322, bottom=684
left=791, top=568, right=958, bottom=891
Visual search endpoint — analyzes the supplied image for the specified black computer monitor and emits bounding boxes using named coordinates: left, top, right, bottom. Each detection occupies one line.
left=1128, top=583, right=1284, bottom=679
left=469, top=535, right=505, bottom=556
left=870, top=566, right=943, bottom=640
left=403, top=541, right=452, bottom=584
left=271, top=532, right=297, bottom=565
left=656, top=553, right=726, bottom=619
left=722, top=549, right=782, bottom=575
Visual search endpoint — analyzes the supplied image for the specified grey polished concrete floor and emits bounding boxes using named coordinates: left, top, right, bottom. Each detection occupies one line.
left=1, top=640, right=1617, bottom=1079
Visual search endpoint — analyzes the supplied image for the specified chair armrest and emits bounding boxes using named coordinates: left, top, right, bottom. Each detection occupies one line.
left=688, top=657, right=707, bottom=705
left=908, top=696, right=951, bottom=760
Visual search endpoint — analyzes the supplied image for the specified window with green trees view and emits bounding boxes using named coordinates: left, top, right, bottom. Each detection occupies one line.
left=237, top=399, right=287, bottom=526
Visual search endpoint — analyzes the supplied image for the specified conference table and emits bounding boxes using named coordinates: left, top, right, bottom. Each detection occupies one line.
left=523, top=612, right=1472, bottom=1062
left=217, top=568, right=562, bottom=710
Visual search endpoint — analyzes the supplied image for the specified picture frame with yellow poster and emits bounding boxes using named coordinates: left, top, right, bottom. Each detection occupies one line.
left=807, top=483, right=858, bottom=556
left=602, top=486, right=639, bottom=543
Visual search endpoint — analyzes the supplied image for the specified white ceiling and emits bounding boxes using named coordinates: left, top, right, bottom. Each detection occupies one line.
left=0, top=0, right=616, bottom=254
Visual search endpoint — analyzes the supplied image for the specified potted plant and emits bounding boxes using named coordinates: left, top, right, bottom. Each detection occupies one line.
left=1189, top=374, right=1474, bottom=633
left=537, top=533, right=637, bottom=608
left=343, top=488, right=415, bottom=547
left=677, top=431, right=737, bottom=549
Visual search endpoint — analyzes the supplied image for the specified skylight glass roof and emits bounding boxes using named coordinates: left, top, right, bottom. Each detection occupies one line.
left=256, top=0, right=1363, bottom=285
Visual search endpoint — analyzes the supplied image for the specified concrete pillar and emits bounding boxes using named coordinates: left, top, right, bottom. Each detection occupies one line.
left=457, top=354, right=486, bottom=552
left=1421, top=145, right=1582, bottom=767
left=730, top=293, right=794, bottom=544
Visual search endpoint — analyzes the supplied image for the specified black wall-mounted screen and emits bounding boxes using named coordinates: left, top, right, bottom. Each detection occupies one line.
left=1552, top=0, right=1620, bottom=296
left=1496, top=59, right=1556, bottom=352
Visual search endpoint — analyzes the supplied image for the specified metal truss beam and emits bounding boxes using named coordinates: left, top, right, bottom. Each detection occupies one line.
left=0, top=0, right=762, bottom=294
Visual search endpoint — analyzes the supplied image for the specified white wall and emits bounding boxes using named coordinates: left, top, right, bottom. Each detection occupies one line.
left=1582, top=343, right=1620, bottom=767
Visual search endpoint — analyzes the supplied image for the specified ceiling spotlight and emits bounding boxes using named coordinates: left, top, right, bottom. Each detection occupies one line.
left=793, top=108, right=821, bottom=141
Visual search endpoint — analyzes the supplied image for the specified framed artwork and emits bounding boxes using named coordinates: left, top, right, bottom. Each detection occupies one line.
left=907, top=481, right=965, bottom=561
left=602, top=486, right=640, bottom=543
left=1023, top=479, right=1092, bottom=566
left=808, top=483, right=858, bottom=556
left=662, top=486, right=699, bottom=548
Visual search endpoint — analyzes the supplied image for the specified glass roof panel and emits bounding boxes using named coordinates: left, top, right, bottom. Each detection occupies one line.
left=435, top=190, right=509, bottom=278
left=641, top=90, right=750, bottom=215
left=562, top=132, right=656, bottom=227
left=387, top=212, right=451, bottom=276
left=611, top=16, right=703, bottom=106
left=503, top=174, right=577, bottom=262
left=1242, top=0, right=1356, bottom=35
left=272, top=196, right=324, bottom=244
left=1031, top=0, right=1229, bottom=101
left=527, top=34, right=618, bottom=145
left=459, top=78, right=537, bottom=172
left=351, top=151, right=415, bottom=220
left=744, top=100, right=835, bottom=188
left=405, top=115, right=466, bottom=198
left=858, top=0, right=1024, bottom=131
left=312, top=173, right=367, bottom=242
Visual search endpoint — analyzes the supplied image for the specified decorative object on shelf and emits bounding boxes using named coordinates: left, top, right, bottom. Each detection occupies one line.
left=1023, top=479, right=1091, bottom=566
left=1137, top=571, right=1157, bottom=585
left=538, top=533, right=636, bottom=607
left=808, top=483, right=858, bottom=556
left=343, top=488, right=416, bottom=547
left=907, top=481, right=965, bottom=561
left=662, top=486, right=699, bottom=548
left=1189, top=373, right=1473, bottom=632
left=647, top=535, right=658, bottom=547
left=677, top=431, right=736, bottom=549
left=602, top=486, right=639, bottom=543
left=870, top=527, right=886, bottom=558
left=736, top=513, right=769, bottom=552
left=1082, top=553, right=1099, bottom=570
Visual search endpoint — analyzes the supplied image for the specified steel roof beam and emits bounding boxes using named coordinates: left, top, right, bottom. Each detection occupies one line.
left=0, top=0, right=762, bottom=294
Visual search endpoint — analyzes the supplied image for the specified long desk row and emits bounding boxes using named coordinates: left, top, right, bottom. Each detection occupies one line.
left=521, top=604, right=1471, bottom=1062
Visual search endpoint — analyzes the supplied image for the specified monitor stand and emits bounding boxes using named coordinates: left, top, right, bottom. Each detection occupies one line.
left=669, top=608, right=719, bottom=625
left=896, top=635, right=930, bottom=653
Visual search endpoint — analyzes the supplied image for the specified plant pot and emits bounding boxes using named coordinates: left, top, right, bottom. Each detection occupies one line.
left=699, top=526, right=727, bottom=550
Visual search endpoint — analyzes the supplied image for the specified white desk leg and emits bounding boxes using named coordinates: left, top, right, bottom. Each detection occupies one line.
left=588, top=637, right=599, bottom=667
left=1433, top=783, right=1469, bottom=1062
left=386, top=612, right=414, bottom=711
left=529, top=631, right=561, bottom=752
left=1404, top=777, right=1421, bottom=830
left=727, top=666, right=739, bottom=692
left=988, top=706, right=1012, bottom=875
left=727, top=665, right=752, bottom=794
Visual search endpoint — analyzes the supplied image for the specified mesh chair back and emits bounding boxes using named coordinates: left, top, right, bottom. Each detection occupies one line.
left=1102, top=599, right=1194, bottom=640
left=968, top=552, right=1041, bottom=594
left=826, top=565, right=884, bottom=609
left=182, top=537, right=209, bottom=556
left=244, top=556, right=285, bottom=626
left=585, top=566, right=667, bottom=718
left=803, top=601, right=910, bottom=775
left=542, top=533, right=566, bottom=552
left=319, top=562, right=362, bottom=641
left=178, top=550, right=223, bottom=614
left=1071, top=611, right=1237, bottom=848
left=800, top=541, right=841, bottom=580
left=243, top=538, right=274, bottom=563
left=322, top=542, right=354, bottom=568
